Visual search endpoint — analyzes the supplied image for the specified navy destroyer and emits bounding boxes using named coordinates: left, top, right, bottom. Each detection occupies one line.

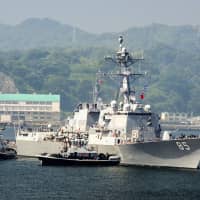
left=88, top=36, right=200, bottom=169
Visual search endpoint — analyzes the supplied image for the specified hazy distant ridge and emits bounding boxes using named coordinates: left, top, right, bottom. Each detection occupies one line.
left=0, top=18, right=200, bottom=51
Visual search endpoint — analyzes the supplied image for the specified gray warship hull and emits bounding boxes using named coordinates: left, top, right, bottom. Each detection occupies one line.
left=92, top=138, right=200, bottom=169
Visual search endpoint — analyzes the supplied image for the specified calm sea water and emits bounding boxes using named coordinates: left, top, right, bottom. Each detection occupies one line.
left=1, top=128, right=200, bottom=200
left=0, top=159, right=200, bottom=200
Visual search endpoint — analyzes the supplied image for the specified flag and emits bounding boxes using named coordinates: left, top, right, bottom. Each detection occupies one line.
left=140, top=93, right=144, bottom=99
left=98, top=79, right=103, bottom=84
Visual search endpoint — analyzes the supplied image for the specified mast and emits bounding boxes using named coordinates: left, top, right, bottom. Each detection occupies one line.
left=92, top=73, right=101, bottom=104
left=104, top=36, right=144, bottom=105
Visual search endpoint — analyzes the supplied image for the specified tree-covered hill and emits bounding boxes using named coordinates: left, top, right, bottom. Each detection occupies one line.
left=0, top=44, right=199, bottom=114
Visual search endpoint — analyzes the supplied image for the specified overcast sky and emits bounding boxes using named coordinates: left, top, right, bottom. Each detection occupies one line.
left=0, top=0, right=199, bottom=33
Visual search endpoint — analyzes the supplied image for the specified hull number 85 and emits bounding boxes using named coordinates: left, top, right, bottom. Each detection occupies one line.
left=176, top=142, right=190, bottom=151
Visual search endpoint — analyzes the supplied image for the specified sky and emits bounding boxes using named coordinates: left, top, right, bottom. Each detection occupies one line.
left=0, top=0, right=199, bottom=33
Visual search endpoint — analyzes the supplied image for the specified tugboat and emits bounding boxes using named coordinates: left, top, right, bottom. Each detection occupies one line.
left=87, top=36, right=200, bottom=169
left=37, top=127, right=120, bottom=166
left=37, top=147, right=120, bottom=166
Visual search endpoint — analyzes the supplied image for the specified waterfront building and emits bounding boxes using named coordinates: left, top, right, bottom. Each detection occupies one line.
left=0, top=93, right=60, bottom=124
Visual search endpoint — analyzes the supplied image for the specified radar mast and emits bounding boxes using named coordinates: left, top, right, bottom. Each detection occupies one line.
left=104, top=36, right=144, bottom=104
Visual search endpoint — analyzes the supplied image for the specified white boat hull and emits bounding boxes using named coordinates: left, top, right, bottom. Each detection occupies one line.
left=16, top=140, right=65, bottom=157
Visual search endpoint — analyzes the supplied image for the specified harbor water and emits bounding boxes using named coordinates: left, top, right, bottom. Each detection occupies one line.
left=1, top=158, right=200, bottom=200
left=1, top=129, right=200, bottom=200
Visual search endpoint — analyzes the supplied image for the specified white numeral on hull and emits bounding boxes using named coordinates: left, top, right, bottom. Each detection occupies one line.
left=176, top=142, right=190, bottom=151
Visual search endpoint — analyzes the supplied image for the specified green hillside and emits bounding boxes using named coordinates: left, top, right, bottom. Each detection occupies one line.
left=0, top=45, right=199, bottom=114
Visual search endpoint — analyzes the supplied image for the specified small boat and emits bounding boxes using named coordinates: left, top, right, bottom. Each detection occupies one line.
left=0, top=122, right=7, bottom=131
left=0, top=136, right=17, bottom=160
left=37, top=147, right=120, bottom=166
left=0, top=147, right=17, bottom=160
